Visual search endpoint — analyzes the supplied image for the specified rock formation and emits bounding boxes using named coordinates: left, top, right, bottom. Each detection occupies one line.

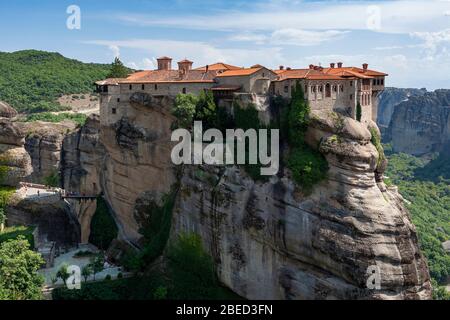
left=1, top=93, right=432, bottom=299
left=0, top=119, right=32, bottom=187
left=386, top=89, right=450, bottom=155
left=16, top=120, right=78, bottom=183
left=170, top=110, right=431, bottom=299
left=0, top=101, right=18, bottom=119
left=377, top=88, right=426, bottom=130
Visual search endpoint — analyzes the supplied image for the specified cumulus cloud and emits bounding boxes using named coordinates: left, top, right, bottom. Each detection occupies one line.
left=410, top=28, right=450, bottom=60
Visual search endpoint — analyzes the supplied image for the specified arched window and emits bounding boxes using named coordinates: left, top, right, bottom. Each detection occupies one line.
left=325, top=83, right=331, bottom=97
left=182, top=88, right=187, bottom=94
left=333, top=85, right=337, bottom=92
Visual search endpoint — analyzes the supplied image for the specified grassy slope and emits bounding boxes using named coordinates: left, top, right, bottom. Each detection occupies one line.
left=0, top=50, right=111, bottom=113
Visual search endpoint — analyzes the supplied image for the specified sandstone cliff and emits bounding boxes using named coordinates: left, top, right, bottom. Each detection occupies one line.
left=171, top=110, right=431, bottom=300
left=386, top=89, right=450, bottom=155
left=0, top=119, right=32, bottom=187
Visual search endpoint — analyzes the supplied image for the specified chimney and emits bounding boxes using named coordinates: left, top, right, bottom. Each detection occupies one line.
left=309, top=64, right=314, bottom=69
left=178, top=59, right=193, bottom=74
left=157, top=56, right=172, bottom=70
left=330, top=63, right=335, bottom=69
left=337, top=62, right=343, bottom=68
left=362, top=63, right=368, bottom=71
left=279, top=65, right=284, bottom=70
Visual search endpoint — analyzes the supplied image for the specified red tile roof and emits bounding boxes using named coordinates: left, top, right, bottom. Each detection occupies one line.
left=194, top=62, right=241, bottom=71
left=121, top=69, right=217, bottom=83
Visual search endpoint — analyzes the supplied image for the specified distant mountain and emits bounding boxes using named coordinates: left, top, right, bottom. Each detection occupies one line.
left=0, top=50, right=112, bottom=113
left=380, top=88, right=450, bottom=155
left=377, top=87, right=427, bottom=128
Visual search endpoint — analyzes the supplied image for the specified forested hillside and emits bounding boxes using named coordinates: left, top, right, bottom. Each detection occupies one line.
left=0, top=50, right=111, bottom=113
left=384, top=148, right=450, bottom=290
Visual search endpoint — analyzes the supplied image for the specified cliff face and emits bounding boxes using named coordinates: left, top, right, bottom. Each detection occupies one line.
left=17, top=120, right=78, bottom=183
left=0, top=119, right=32, bottom=187
left=387, top=90, right=450, bottom=155
left=377, top=88, right=426, bottom=129
left=4, top=94, right=432, bottom=299
left=171, top=110, right=431, bottom=300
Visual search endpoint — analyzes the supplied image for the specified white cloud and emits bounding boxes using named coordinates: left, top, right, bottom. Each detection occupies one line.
left=117, top=0, right=450, bottom=34
left=84, top=38, right=285, bottom=68
left=108, top=45, right=120, bottom=58
left=410, top=28, right=450, bottom=60
left=228, top=29, right=348, bottom=46
left=270, top=29, right=348, bottom=46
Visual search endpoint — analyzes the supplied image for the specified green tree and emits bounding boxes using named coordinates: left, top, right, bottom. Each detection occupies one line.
left=195, top=90, right=217, bottom=129
left=356, top=102, right=362, bottom=122
left=56, top=264, right=70, bottom=286
left=89, top=197, right=118, bottom=250
left=43, top=171, right=60, bottom=188
left=90, top=254, right=104, bottom=281
left=0, top=236, right=44, bottom=300
left=107, top=57, right=129, bottom=78
left=288, top=82, right=310, bottom=147
left=172, top=94, right=198, bottom=129
left=81, top=265, right=93, bottom=283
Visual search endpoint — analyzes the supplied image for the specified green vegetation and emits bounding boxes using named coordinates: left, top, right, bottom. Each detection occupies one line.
left=284, top=83, right=328, bottom=193
left=356, top=102, right=362, bottom=122
left=25, top=112, right=88, bottom=126
left=370, top=127, right=386, bottom=167
left=0, top=187, right=15, bottom=230
left=385, top=151, right=450, bottom=290
left=107, top=57, right=130, bottom=79
left=0, top=226, right=35, bottom=249
left=53, top=233, right=240, bottom=300
left=0, top=50, right=112, bottom=113
left=122, top=191, right=177, bottom=271
left=0, top=166, right=10, bottom=185
left=172, top=94, right=198, bottom=128
left=0, top=236, right=44, bottom=300
left=43, top=171, right=60, bottom=188
left=89, top=197, right=118, bottom=250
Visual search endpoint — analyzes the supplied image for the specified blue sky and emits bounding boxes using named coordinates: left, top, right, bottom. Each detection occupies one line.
left=1, top=0, right=449, bottom=89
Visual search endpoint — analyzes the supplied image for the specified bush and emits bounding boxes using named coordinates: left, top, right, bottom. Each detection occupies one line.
left=284, top=82, right=328, bottom=192
left=0, top=226, right=35, bottom=249
left=172, top=94, right=198, bottom=128
left=89, top=197, right=118, bottom=250
left=288, top=146, right=328, bottom=193
left=105, top=275, right=112, bottom=281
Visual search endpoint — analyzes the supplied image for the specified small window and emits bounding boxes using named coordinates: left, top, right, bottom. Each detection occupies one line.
left=333, top=85, right=337, bottom=92
left=373, top=79, right=377, bottom=86
left=262, top=73, right=265, bottom=77
left=381, top=79, right=384, bottom=85
left=350, top=81, right=353, bottom=86
left=129, top=85, right=132, bottom=90
left=182, top=88, right=187, bottom=94
left=117, top=98, right=120, bottom=103
left=155, top=84, right=158, bottom=90
left=319, top=86, right=323, bottom=92
left=142, top=84, right=145, bottom=90
left=284, top=86, right=289, bottom=93
left=340, top=85, right=344, bottom=92
left=350, top=94, right=353, bottom=100
left=112, top=108, right=117, bottom=115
